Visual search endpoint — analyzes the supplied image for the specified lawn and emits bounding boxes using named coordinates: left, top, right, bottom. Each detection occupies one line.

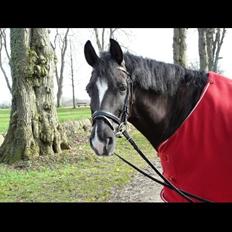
left=0, top=106, right=157, bottom=202
left=0, top=109, right=10, bottom=134
left=0, top=129, right=156, bottom=202
left=0, top=107, right=91, bottom=134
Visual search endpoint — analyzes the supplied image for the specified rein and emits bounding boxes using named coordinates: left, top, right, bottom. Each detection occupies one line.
left=92, top=66, right=212, bottom=203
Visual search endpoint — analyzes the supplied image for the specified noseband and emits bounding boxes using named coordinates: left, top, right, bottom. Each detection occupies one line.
left=92, top=66, right=132, bottom=137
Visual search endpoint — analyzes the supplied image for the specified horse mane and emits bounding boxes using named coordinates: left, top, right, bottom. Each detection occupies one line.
left=123, top=52, right=208, bottom=96
left=99, top=51, right=208, bottom=96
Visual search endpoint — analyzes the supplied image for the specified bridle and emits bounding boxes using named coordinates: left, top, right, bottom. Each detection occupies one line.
left=91, top=65, right=212, bottom=203
left=92, top=66, right=133, bottom=138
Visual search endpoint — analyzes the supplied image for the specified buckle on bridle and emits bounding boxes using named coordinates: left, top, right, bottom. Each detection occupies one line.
left=115, top=122, right=127, bottom=138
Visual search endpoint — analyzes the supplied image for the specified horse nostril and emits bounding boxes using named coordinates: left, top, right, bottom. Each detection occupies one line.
left=106, top=137, right=113, bottom=147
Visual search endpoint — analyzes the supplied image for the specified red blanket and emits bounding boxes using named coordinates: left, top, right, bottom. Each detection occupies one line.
left=157, top=72, right=232, bottom=202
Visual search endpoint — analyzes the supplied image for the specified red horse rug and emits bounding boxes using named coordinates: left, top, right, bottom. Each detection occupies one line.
left=158, top=71, right=232, bottom=202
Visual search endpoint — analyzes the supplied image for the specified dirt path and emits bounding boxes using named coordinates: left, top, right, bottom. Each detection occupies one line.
left=108, top=157, right=163, bottom=202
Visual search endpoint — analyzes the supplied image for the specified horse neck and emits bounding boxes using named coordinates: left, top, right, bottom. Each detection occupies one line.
left=124, top=54, right=207, bottom=149
left=128, top=84, right=206, bottom=150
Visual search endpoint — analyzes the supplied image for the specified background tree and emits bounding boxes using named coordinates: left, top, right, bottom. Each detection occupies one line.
left=198, top=28, right=226, bottom=72
left=93, top=28, right=119, bottom=52
left=173, top=28, right=187, bottom=67
left=198, top=28, right=208, bottom=72
left=50, top=28, right=70, bottom=107
left=0, top=29, right=12, bottom=94
left=69, top=39, right=76, bottom=109
left=208, top=28, right=226, bottom=72
left=0, top=28, right=70, bottom=164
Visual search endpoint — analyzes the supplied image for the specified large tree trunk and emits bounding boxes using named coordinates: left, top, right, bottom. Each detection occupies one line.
left=198, top=28, right=208, bottom=72
left=173, top=28, right=187, bottom=67
left=0, top=28, right=70, bottom=164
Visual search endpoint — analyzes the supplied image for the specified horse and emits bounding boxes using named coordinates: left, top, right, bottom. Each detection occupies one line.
left=84, top=38, right=232, bottom=202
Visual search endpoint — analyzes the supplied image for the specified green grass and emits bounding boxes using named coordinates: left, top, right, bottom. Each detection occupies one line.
left=0, top=107, right=91, bottom=134
left=57, top=107, right=91, bottom=122
left=0, top=106, right=157, bottom=202
left=0, top=109, right=10, bottom=134
left=0, top=129, right=155, bottom=202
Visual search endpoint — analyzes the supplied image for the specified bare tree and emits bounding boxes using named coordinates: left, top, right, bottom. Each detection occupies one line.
left=69, top=39, right=76, bottom=109
left=0, top=28, right=70, bottom=164
left=0, top=29, right=12, bottom=94
left=173, top=28, right=187, bottom=67
left=210, top=28, right=226, bottom=72
left=198, top=28, right=226, bottom=72
left=206, top=28, right=215, bottom=71
left=50, top=28, right=70, bottom=107
left=93, top=28, right=119, bottom=52
left=198, top=28, right=208, bottom=72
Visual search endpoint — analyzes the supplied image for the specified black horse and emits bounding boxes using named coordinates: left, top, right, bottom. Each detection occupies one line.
left=84, top=39, right=232, bottom=202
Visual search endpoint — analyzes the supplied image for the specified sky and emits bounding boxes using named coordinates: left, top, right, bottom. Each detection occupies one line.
left=0, top=28, right=232, bottom=105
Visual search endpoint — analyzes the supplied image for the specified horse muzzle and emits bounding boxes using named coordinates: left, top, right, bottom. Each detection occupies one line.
left=90, top=121, right=115, bottom=156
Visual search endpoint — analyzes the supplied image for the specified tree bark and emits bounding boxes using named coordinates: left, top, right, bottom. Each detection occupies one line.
left=173, top=28, right=187, bottom=67
left=198, top=28, right=208, bottom=72
left=0, top=28, right=70, bottom=164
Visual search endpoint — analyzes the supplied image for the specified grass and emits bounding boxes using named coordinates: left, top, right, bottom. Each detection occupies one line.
left=57, top=107, right=91, bottom=122
left=0, top=106, right=157, bottom=202
left=0, top=107, right=91, bottom=134
left=0, top=129, right=156, bottom=202
left=0, top=109, right=10, bottom=134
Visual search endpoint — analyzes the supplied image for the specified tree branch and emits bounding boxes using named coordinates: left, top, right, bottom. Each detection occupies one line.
left=102, top=28, right=105, bottom=51
left=0, top=28, right=12, bottom=94
left=213, top=28, right=226, bottom=72
left=94, top=28, right=102, bottom=52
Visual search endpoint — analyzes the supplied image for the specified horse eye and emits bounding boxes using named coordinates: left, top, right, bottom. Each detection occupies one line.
left=118, top=83, right=127, bottom=92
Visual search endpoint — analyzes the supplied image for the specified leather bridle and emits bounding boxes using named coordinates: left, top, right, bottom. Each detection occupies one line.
left=92, top=66, right=133, bottom=138
left=91, top=65, right=211, bottom=203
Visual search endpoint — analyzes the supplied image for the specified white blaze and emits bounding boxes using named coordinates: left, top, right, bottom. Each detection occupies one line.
left=91, top=78, right=108, bottom=155
left=91, top=125, right=105, bottom=155
left=96, top=78, right=108, bottom=107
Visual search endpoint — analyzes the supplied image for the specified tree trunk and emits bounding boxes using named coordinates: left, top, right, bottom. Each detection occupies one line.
left=56, top=28, right=69, bottom=108
left=56, top=87, right=62, bottom=107
left=0, top=28, right=70, bottom=164
left=212, top=28, right=226, bottom=72
left=198, top=28, right=208, bottom=72
left=206, top=28, right=215, bottom=71
left=94, top=28, right=103, bottom=52
left=93, top=28, right=119, bottom=53
left=70, top=40, right=76, bottom=109
left=199, top=28, right=226, bottom=72
left=173, top=28, right=187, bottom=67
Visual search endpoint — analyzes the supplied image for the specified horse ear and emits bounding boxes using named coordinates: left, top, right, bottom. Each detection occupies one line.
left=84, top=40, right=99, bottom=67
left=110, top=39, right=123, bottom=65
